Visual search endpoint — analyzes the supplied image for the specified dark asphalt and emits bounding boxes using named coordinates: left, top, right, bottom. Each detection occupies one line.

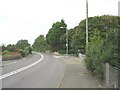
left=2, top=53, right=65, bottom=88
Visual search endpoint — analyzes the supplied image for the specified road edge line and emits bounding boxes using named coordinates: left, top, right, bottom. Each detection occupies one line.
left=0, top=53, right=44, bottom=80
left=57, top=59, right=67, bottom=88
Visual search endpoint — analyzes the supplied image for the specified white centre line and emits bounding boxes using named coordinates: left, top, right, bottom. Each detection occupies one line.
left=0, top=53, right=44, bottom=80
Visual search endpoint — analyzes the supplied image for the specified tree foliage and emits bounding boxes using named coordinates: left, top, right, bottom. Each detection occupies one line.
left=46, top=19, right=67, bottom=52
left=85, top=29, right=119, bottom=79
left=6, top=44, right=18, bottom=52
left=2, top=39, right=32, bottom=59
left=16, top=39, right=30, bottom=50
left=68, top=15, right=118, bottom=55
left=1, top=44, right=6, bottom=52
left=83, top=15, right=119, bottom=80
left=32, top=35, right=47, bottom=52
left=70, top=27, right=86, bottom=55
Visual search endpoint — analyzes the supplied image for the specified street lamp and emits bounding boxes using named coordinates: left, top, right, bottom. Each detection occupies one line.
left=60, top=26, right=68, bottom=57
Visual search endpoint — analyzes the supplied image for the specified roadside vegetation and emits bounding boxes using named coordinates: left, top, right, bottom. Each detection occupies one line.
left=32, top=35, right=48, bottom=52
left=2, top=39, right=33, bottom=60
left=33, top=15, right=119, bottom=81
left=1, top=15, right=119, bottom=81
left=84, top=16, right=119, bottom=80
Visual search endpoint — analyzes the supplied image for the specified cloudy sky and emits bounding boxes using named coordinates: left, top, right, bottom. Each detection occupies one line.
left=0, top=0, right=119, bottom=45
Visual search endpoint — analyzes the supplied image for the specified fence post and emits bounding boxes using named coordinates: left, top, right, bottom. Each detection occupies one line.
left=79, top=53, right=82, bottom=63
left=106, top=62, right=110, bottom=88
left=0, top=46, right=2, bottom=90
left=118, top=69, right=120, bottom=89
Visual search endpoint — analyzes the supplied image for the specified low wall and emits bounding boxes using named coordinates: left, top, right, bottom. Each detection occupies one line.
left=79, top=53, right=85, bottom=63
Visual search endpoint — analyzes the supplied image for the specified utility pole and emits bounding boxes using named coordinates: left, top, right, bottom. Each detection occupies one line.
left=86, top=0, right=88, bottom=49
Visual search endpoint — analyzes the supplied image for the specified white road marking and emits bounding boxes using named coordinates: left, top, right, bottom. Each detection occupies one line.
left=0, top=53, right=44, bottom=80
left=53, top=55, right=64, bottom=58
left=98, top=84, right=102, bottom=88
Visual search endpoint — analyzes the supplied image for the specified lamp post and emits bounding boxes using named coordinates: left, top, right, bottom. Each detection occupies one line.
left=60, top=26, right=68, bottom=57
left=66, top=28, right=68, bottom=57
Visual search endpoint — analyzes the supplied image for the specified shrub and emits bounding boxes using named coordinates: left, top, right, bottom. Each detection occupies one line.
left=25, top=46, right=33, bottom=54
left=2, top=50, right=9, bottom=55
left=2, top=51, right=22, bottom=60
left=58, top=50, right=66, bottom=54
left=85, top=29, right=119, bottom=80
left=19, top=49, right=29, bottom=57
left=2, top=54, right=22, bottom=60
left=85, top=35, right=104, bottom=80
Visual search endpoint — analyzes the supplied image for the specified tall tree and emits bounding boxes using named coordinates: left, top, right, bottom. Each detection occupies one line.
left=33, top=35, right=47, bottom=52
left=71, top=31, right=85, bottom=54
left=46, top=19, right=67, bottom=52
left=68, top=15, right=118, bottom=55
left=16, top=39, right=30, bottom=50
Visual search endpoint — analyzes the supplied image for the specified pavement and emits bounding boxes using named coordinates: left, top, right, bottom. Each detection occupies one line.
left=57, top=56, right=99, bottom=88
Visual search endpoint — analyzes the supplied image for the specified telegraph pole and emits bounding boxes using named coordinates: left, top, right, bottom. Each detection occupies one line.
left=86, top=0, right=88, bottom=49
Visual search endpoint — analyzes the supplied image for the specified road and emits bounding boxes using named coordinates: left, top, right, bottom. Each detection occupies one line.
left=1, top=53, right=65, bottom=88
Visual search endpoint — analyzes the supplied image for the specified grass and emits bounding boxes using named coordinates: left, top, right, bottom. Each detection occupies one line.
left=2, top=52, right=22, bottom=61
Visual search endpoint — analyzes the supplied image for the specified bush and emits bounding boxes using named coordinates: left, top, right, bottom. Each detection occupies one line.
left=2, top=50, right=9, bottom=55
left=58, top=50, right=66, bottom=54
left=19, top=49, right=29, bottom=57
left=25, top=46, right=33, bottom=54
left=85, top=35, right=104, bottom=79
left=2, top=54, right=22, bottom=60
left=2, top=51, right=22, bottom=60
left=85, top=29, right=119, bottom=80
left=6, top=44, right=18, bottom=52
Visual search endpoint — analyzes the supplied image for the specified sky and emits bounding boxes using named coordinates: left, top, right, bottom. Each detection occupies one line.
left=0, top=0, right=119, bottom=45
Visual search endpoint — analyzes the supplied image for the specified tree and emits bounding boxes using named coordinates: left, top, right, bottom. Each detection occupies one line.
left=85, top=31, right=104, bottom=79
left=1, top=44, right=6, bottom=52
left=70, top=26, right=86, bottom=55
left=46, top=19, right=67, bottom=52
left=85, top=29, right=119, bottom=80
left=16, top=39, right=30, bottom=50
left=33, top=35, right=47, bottom=52
left=103, top=29, right=119, bottom=68
left=68, top=15, right=118, bottom=55
left=6, top=44, right=18, bottom=52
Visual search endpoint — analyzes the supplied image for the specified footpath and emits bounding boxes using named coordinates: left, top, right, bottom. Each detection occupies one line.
left=58, top=56, right=99, bottom=88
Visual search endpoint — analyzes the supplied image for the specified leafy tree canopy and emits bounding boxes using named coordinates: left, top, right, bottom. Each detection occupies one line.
left=32, top=35, right=47, bottom=52
left=46, top=19, right=67, bottom=52
left=6, top=44, right=18, bottom=52
left=16, top=39, right=30, bottom=50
